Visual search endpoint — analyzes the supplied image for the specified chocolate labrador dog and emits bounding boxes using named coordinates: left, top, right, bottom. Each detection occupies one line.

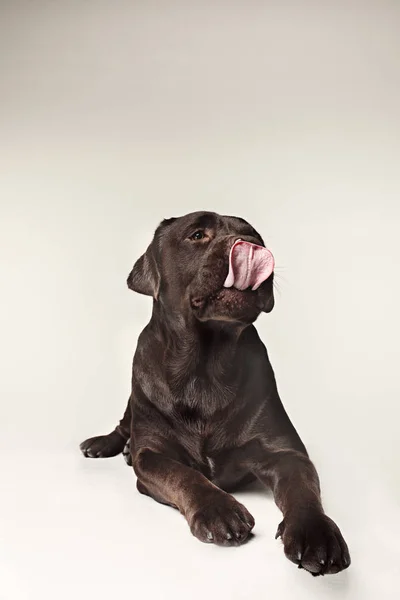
left=80, top=211, right=350, bottom=576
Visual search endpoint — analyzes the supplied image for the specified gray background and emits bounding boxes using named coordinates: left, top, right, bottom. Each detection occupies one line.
left=1, top=1, right=399, bottom=599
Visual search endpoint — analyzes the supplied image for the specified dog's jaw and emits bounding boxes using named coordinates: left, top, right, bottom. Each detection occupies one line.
left=190, top=287, right=267, bottom=324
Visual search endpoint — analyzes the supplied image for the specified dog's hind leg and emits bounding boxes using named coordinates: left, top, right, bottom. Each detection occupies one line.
left=80, top=398, right=131, bottom=458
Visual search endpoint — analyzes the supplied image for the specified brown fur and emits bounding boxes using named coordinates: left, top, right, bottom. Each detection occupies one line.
left=80, top=211, right=350, bottom=575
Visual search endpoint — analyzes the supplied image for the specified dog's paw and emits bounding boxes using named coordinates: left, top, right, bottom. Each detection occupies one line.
left=123, top=439, right=132, bottom=466
left=190, top=493, right=255, bottom=546
left=80, top=431, right=126, bottom=458
left=275, top=511, right=350, bottom=576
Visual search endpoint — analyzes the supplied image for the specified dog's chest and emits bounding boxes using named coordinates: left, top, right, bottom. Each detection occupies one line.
left=172, top=399, right=239, bottom=480
left=176, top=421, right=248, bottom=487
left=173, top=373, right=237, bottom=414
left=206, top=456, right=216, bottom=478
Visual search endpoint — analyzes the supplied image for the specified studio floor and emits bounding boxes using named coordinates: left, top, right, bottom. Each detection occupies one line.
left=1, top=450, right=398, bottom=600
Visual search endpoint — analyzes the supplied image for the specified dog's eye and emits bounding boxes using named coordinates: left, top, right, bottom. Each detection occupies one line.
left=189, top=231, right=205, bottom=241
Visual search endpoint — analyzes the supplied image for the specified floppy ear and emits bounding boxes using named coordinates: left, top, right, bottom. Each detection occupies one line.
left=127, top=243, right=160, bottom=299
left=126, top=218, right=176, bottom=299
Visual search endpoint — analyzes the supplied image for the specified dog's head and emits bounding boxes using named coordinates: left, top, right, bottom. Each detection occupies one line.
left=127, top=212, right=275, bottom=325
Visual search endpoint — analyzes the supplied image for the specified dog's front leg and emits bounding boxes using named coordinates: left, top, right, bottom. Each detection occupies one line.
left=254, top=448, right=350, bottom=575
left=133, top=447, right=255, bottom=546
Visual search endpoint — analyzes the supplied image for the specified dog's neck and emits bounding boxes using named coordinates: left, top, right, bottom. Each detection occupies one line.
left=150, top=299, right=248, bottom=410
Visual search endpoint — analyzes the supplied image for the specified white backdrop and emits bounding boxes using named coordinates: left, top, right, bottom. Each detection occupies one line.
left=1, top=2, right=399, bottom=599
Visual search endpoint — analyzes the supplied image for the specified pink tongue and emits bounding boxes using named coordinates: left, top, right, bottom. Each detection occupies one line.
left=224, top=240, right=275, bottom=291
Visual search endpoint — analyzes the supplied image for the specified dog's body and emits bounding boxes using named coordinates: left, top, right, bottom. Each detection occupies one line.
left=81, top=212, right=350, bottom=575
